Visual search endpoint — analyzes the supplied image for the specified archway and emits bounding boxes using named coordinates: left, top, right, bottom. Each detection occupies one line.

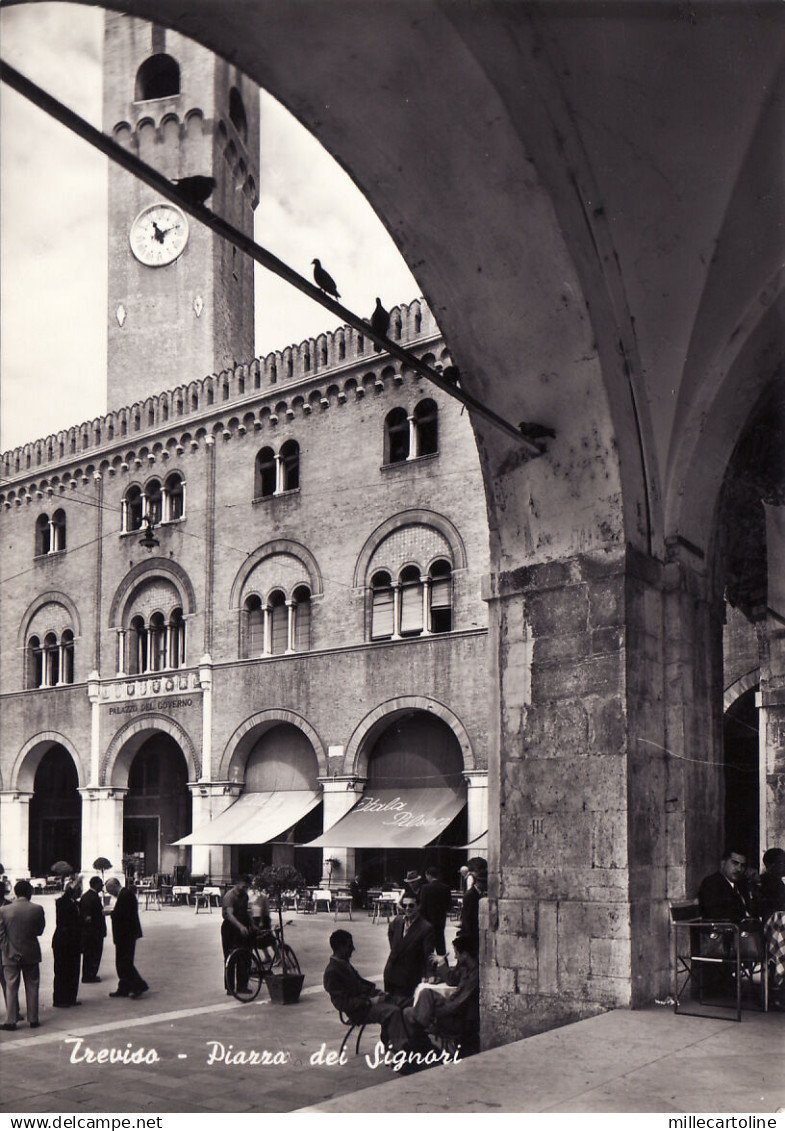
left=122, top=734, right=190, bottom=879
left=28, top=744, right=81, bottom=876
left=356, top=709, right=467, bottom=890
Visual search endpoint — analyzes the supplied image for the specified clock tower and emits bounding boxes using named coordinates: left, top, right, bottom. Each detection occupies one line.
left=104, top=15, right=260, bottom=410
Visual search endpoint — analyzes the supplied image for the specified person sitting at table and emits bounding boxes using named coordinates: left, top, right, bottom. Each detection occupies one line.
left=323, top=929, right=410, bottom=1053
left=403, top=933, right=480, bottom=1056
left=759, top=847, right=785, bottom=918
left=760, top=847, right=785, bottom=1011
left=698, top=848, right=756, bottom=922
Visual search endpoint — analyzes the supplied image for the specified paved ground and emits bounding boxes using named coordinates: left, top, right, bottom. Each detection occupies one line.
left=1, top=894, right=782, bottom=1115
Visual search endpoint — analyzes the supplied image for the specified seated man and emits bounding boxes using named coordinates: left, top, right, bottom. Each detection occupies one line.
left=383, top=895, right=436, bottom=1005
left=698, top=849, right=755, bottom=922
left=404, top=934, right=479, bottom=1054
left=323, top=929, right=409, bottom=1052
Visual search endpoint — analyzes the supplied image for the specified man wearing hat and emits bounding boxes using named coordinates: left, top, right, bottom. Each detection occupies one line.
left=402, top=870, right=422, bottom=902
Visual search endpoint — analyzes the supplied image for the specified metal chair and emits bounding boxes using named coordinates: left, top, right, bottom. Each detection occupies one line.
left=338, top=1010, right=367, bottom=1058
left=670, top=900, right=767, bottom=1021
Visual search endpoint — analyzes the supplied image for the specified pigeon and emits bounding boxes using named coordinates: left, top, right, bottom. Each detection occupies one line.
left=370, top=298, right=390, bottom=351
left=312, top=258, right=340, bottom=299
left=172, top=175, right=217, bottom=206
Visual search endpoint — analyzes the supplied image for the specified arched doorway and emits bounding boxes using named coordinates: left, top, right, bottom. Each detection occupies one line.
left=358, top=710, right=467, bottom=889
left=28, top=745, right=81, bottom=876
left=123, top=734, right=190, bottom=879
left=236, top=723, right=322, bottom=884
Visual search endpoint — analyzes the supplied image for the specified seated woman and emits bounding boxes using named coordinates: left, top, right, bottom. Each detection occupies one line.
left=403, top=934, right=480, bottom=1055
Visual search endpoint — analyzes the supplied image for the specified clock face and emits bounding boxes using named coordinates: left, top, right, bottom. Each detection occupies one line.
left=129, top=203, right=189, bottom=267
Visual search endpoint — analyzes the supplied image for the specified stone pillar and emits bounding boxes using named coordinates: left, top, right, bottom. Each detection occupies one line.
left=0, top=791, right=33, bottom=881
left=78, top=788, right=127, bottom=880
left=188, top=782, right=242, bottom=881
left=480, top=547, right=715, bottom=1047
left=318, top=776, right=365, bottom=888
left=87, top=671, right=101, bottom=786
left=464, top=770, right=488, bottom=846
left=758, top=614, right=785, bottom=851
left=199, top=655, right=213, bottom=782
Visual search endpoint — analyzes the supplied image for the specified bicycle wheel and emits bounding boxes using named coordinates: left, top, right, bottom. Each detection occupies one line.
left=225, top=948, right=264, bottom=1002
left=272, top=944, right=301, bottom=975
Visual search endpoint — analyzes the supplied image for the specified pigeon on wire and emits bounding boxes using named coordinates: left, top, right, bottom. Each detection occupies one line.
left=172, top=175, right=217, bottom=205
left=370, top=297, right=390, bottom=351
left=518, top=421, right=556, bottom=441
left=312, top=258, right=341, bottom=299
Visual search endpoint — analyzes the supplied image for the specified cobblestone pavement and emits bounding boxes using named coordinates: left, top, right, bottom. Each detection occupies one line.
left=0, top=894, right=427, bottom=1114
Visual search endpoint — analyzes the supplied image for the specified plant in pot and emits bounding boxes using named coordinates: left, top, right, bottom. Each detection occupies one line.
left=254, top=863, right=307, bottom=1004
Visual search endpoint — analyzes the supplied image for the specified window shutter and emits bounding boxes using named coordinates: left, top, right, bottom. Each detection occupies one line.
left=270, top=601, right=288, bottom=654
left=294, top=599, right=311, bottom=652
left=372, top=587, right=394, bottom=638
left=400, top=582, right=423, bottom=634
left=431, top=577, right=451, bottom=609
left=247, top=607, right=264, bottom=656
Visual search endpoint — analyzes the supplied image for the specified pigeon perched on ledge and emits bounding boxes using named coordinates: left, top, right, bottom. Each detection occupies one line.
left=172, top=175, right=217, bottom=205
left=312, top=258, right=340, bottom=299
left=370, top=297, right=390, bottom=351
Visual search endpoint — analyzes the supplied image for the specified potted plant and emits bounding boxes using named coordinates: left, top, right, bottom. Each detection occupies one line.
left=254, top=863, right=307, bottom=1004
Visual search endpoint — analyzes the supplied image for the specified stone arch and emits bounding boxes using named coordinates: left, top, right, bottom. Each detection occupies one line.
left=102, top=715, right=199, bottom=786
left=219, top=709, right=328, bottom=782
left=12, top=732, right=86, bottom=792
left=353, top=510, right=467, bottom=589
left=724, top=670, right=760, bottom=714
left=229, top=540, right=323, bottom=608
left=344, top=696, right=475, bottom=779
left=108, top=559, right=197, bottom=627
left=17, top=591, right=82, bottom=648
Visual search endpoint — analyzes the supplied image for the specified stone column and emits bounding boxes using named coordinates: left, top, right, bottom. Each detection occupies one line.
left=758, top=614, right=785, bottom=851
left=188, top=782, right=242, bottom=882
left=0, top=792, right=33, bottom=881
left=198, top=655, right=213, bottom=782
left=317, top=776, right=365, bottom=888
left=464, top=770, right=488, bottom=846
left=87, top=671, right=101, bottom=786
left=78, top=788, right=127, bottom=881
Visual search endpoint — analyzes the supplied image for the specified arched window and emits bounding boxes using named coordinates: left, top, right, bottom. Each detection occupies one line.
left=399, top=565, right=424, bottom=637
left=384, top=407, right=409, bottom=464
left=229, top=86, right=248, bottom=141
left=268, top=590, right=288, bottom=655
left=169, top=607, right=186, bottom=668
left=280, top=439, right=299, bottom=492
left=429, top=560, right=452, bottom=633
left=35, top=514, right=50, bottom=556
left=124, top=486, right=144, bottom=532
left=129, top=614, right=147, bottom=676
left=415, top=399, right=438, bottom=456
left=164, top=472, right=185, bottom=522
left=135, top=54, right=180, bottom=101
left=145, top=479, right=162, bottom=524
left=255, top=447, right=276, bottom=498
left=371, top=571, right=394, bottom=639
left=27, top=635, right=42, bottom=688
left=293, top=585, right=311, bottom=652
left=43, top=632, right=60, bottom=687
left=61, top=629, right=75, bottom=684
left=245, top=594, right=264, bottom=657
left=149, top=612, right=167, bottom=671
left=51, top=509, right=67, bottom=551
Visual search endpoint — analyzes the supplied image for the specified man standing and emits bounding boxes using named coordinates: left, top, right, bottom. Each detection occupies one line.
left=80, top=876, right=106, bottom=983
left=0, top=880, right=46, bottom=1031
left=383, top=894, right=435, bottom=1004
left=418, top=866, right=452, bottom=956
left=323, top=929, right=410, bottom=1052
left=52, top=878, right=83, bottom=1008
left=105, top=878, right=148, bottom=999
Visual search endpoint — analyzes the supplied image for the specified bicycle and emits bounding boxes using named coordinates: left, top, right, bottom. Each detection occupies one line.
left=225, top=923, right=301, bottom=1003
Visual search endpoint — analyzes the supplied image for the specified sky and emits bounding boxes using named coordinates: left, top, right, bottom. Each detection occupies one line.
left=0, top=2, right=419, bottom=452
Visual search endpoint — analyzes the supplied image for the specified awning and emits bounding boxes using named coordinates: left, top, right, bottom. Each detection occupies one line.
left=306, top=786, right=466, bottom=849
left=173, top=789, right=321, bottom=846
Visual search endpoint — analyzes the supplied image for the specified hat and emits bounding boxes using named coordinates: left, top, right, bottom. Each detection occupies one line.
left=404, top=870, right=421, bottom=882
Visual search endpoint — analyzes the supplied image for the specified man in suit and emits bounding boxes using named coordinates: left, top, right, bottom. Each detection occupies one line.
left=0, top=879, right=46, bottom=1030
left=323, top=929, right=409, bottom=1051
left=384, top=893, right=435, bottom=1004
left=105, top=878, right=148, bottom=999
left=80, top=876, right=106, bottom=983
left=698, top=850, right=754, bottom=922
left=418, top=866, right=453, bottom=956
left=403, top=933, right=480, bottom=1054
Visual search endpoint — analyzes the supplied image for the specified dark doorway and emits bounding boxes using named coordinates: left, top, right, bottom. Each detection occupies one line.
left=28, top=744, right=81, bottom=875
left=123, top=734, right=190, bottom=877
left=723, top=689, right=760, bottom=863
